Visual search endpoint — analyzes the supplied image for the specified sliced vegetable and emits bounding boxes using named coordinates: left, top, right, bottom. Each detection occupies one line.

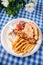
left=16, top=24, right=23, bottom=30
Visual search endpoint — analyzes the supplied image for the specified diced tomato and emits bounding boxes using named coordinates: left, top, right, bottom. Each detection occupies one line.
left=16, top=24, right=23, bottom=30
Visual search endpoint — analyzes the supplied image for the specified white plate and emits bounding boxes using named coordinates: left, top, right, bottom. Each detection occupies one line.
left=1, top=18, right=42, bottom=57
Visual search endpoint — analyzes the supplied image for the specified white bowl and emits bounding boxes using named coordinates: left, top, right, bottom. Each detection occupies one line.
left=1, top=18, right=42, bottom=57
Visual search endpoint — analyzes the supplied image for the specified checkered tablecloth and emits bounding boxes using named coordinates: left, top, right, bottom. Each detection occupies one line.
left=0, top=0, right=43, bottom=65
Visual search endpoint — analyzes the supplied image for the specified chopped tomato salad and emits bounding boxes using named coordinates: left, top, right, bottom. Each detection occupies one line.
left=16, top=24, right=23, bottom=30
